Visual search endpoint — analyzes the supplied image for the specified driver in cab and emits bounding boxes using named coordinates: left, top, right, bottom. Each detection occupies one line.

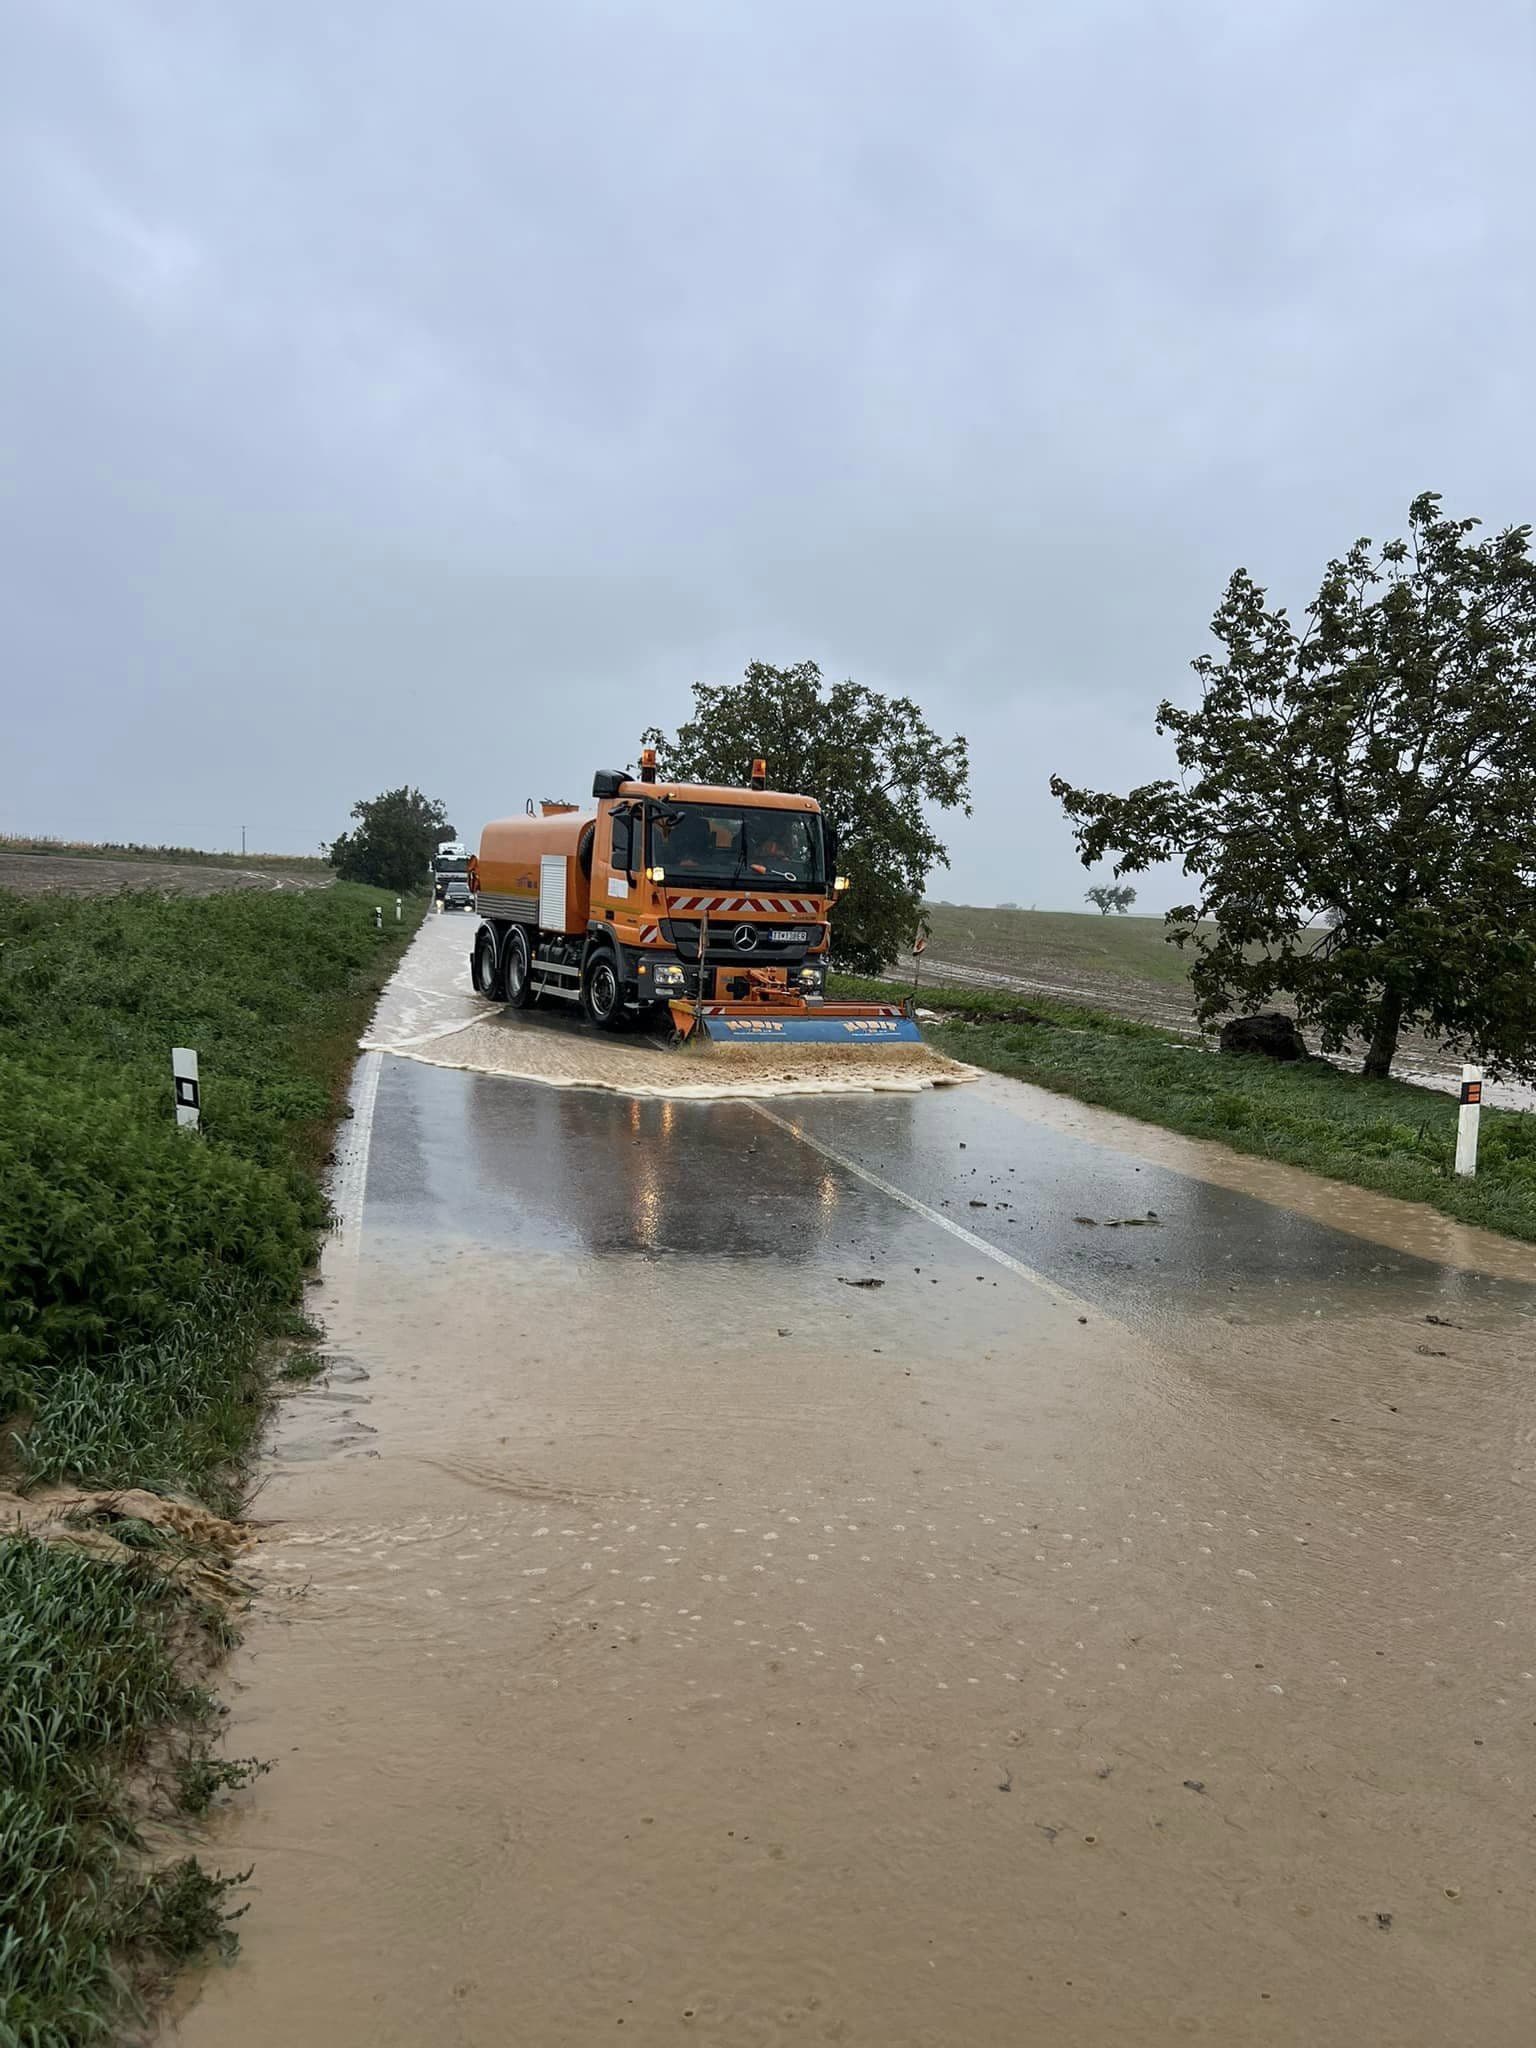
left=749, top=820, right=796, bottom=880
left=656, top=812, right=712, bottom=873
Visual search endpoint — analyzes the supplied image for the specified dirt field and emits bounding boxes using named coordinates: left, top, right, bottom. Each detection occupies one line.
left=0, top=852, right=333, bottom=899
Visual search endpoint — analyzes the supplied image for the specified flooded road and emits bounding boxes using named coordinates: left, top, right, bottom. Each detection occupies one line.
left=166, top=923, right=1536, bottom=2047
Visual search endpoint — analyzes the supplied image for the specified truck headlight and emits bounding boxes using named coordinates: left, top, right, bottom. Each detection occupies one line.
left=797, top=964, right=826, bottom=993
left=654, top=962, right=686, bottom=990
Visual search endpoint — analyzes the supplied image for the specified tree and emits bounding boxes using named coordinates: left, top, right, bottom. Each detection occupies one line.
left=1086, top=883, right=1137, bottom=916
left=1051, top=494, right=1536, bottom=1078
left=642, top=661, right=970, bottom=974
left=329, top=787, right=454, bottom=893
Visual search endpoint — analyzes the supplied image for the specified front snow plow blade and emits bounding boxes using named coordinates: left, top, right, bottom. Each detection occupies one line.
left=671, top=997, right=924, bottom=1045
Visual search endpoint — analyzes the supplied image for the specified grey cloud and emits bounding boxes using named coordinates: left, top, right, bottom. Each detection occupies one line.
left=5, top=0, right=1534, bottom=908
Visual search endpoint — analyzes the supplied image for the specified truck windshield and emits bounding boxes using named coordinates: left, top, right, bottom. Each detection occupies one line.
left=649, top=804, right=824, bottom=889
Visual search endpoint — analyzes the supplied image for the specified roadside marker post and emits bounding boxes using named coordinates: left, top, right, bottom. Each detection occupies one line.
left=374, top=905, right=383, bottom=930
left=1455, top=1065, right=1483, bottom=1177
left=395, top=897, right=402, bottom=923
left=171, top=1047, right=200, bottom=1131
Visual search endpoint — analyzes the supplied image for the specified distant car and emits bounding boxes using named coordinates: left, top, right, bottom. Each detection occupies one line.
left=441, top=878, right=474, bottom=912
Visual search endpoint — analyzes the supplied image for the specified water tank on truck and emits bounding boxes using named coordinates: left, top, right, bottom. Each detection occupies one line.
left=467, top=757, right=921, bottom=1044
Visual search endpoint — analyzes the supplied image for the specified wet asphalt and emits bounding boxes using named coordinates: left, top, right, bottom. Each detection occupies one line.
left=362, top=1054, right=1532, bottom=1333
left=168, top=1001, right=1536, bottom=2048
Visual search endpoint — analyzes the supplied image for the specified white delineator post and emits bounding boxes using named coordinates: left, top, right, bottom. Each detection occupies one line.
left=171, top=1047, right=200, bottom=1131
left=374, top=905, right=383, bottom=930
left=1455, top=1065, right=1483, bottom=1177
left=395, top=896, right=402, bottom=922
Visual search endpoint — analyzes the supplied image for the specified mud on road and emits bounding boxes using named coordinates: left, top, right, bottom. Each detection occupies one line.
left=161, top=916, right=1536, bottom=2048
left=366, top=910, right=972, bottom=1098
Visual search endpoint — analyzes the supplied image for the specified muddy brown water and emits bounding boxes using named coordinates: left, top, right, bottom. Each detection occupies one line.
left=161, top=923, right=1536, bottom=2047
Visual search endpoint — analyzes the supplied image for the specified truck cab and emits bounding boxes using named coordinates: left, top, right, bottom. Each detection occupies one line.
left=432, top=839, right=470, bottom=902
left=470, top=756, right=843, bottom=1030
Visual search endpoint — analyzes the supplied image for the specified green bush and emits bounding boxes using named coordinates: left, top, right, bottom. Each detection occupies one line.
left=0, top=881, right=416, bottom=2045
left=0, top=883, right=406, bottom=1459
left=0, top=1066, right=302, bottom=1409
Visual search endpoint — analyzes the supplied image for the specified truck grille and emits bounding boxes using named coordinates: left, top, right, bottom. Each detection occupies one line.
left=662, top=919, right=825, bottom=962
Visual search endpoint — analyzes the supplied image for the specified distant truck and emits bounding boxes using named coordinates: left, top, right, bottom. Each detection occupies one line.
left=467, top=752, right=920, bottom=1043
left=431, top=839, right=469, bottom=903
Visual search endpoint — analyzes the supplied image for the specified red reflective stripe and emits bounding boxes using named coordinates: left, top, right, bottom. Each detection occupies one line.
left=664, top=893, right=822, bottom=917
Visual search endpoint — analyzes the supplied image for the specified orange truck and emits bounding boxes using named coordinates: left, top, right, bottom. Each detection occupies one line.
left=467, top=752, right=920, bottom=1043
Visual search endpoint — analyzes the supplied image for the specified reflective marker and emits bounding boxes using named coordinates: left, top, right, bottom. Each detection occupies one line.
left=172, top=1047, right=200, bottom=1131
left=1455, top=1064, right=1482, bottom=1177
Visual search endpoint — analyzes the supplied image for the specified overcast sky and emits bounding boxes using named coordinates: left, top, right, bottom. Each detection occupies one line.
left=5, top=1, right=1533, bottom=909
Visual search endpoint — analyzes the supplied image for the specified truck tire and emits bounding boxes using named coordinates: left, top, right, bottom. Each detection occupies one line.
left=581, top=942, right=626, bottom=1031
left=472, top=925, right=504, bottom=1000
left=503, top=925, right=535, bottom=1009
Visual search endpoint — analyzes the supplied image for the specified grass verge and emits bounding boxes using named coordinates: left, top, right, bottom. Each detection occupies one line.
left=0, top=880, right=419, bottom=2045
left=836, top=975, right=1536, bottom=1244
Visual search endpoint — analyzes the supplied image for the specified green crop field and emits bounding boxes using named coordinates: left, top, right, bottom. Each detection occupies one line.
left=0, top=879, right=418, bottom=2046
left=919, top=903, right=1197, bottom=998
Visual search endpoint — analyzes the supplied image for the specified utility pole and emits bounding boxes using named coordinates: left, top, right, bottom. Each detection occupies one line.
left=241, top=824, right=246, bottom=856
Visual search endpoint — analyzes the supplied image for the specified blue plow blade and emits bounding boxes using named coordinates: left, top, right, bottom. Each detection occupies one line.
left=695, top=1006, right=924, bottom=1045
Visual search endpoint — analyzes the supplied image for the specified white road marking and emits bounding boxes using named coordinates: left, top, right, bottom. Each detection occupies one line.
left=748, top=1102, right=1099, bottom=1315
left=332, top=1049, right=383, bottom=1255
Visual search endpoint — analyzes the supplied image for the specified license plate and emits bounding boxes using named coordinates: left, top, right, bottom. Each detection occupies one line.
left=771, top=928, right=808, bottom=942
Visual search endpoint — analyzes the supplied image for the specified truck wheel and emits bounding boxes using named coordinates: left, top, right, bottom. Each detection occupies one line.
left=472, top=926, right=503, bottom=1000
left=503, top=925, right=535, bottom=1009
left=581, top=945, right=626, bottom=1031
